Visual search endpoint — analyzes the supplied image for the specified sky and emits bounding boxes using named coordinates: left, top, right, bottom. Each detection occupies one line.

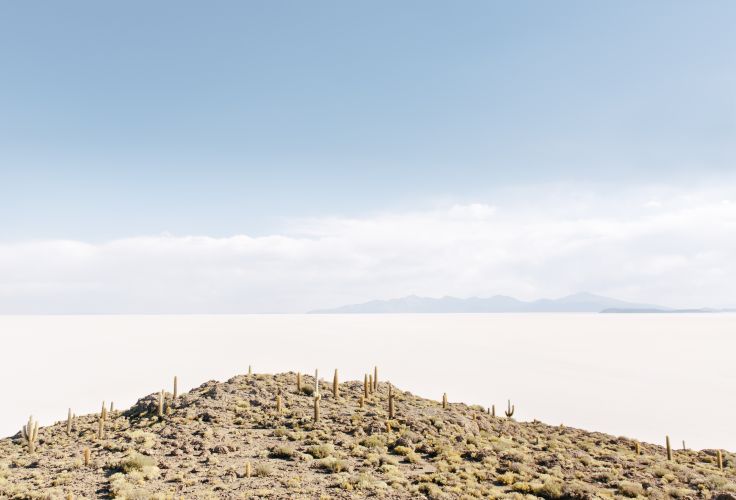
left=0, top=1, right=735, bottom=312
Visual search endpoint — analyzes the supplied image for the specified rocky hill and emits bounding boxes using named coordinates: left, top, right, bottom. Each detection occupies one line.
left=0, top=371, right=734, bottom=499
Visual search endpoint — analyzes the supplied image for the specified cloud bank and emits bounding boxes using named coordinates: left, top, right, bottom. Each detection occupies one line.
left=1, top=184, right=735, bottom=313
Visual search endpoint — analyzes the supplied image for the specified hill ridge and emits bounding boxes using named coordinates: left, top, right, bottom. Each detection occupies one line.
left=1, top=371, right=734, bottom=499
left=310, top=292, right=668, bottom=314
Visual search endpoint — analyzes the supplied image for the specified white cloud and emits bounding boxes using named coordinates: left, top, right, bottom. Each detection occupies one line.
left=1, top=184, right=735, bottom=313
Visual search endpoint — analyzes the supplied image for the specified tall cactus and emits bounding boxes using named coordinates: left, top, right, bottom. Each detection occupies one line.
left=364, top=374, right=369, bottom=399
left=173, top=376, right=178, bottom=399
left=332, top=369, right=339, bottom=398
left=158, top=390, right=165, bottom=417
left=313, top=394, right=320, bottom=422
left=314, top=369, right=320, bottom=396
left=101, top=401, right=107, bottom=422
left=296, top=372, right=302, bottom=392
left=717, top=449, right=723, bottom=471
left=442, top=393, right=448, bottom=409
left=374, top=366, right=378, bottom=390
left=369, top=374, right=374, bottom=394
left=97, top=415, right=105, bottom=439
left=491, top=405, right=496, bottom=418
left=666, top=436, right=672, bottom=460
left=66, top=408, right=72, bottom=435
left=388, top=383, right=395, bottom=418
left=83, top=447, right=90, bottom=466
left=276, top=389, right=283, bottom=414
left=21, top=416, right=39, bottom=454
left=505, top=400, right=515, bottom=418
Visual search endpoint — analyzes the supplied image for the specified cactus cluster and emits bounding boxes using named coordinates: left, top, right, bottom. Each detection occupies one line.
left=21, top=416, right=39, bottom=454
left=505, top=400, right=515, bottom=418
left=97, top=399, right=113, bottom=439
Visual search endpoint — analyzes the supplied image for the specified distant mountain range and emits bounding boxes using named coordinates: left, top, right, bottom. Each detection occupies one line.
left=309, top=292, right=731, bottom=314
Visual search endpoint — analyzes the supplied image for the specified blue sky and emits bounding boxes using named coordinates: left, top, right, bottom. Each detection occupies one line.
left=0, top=2, right=735, bottom=311
left=1, top=1, right=734, bottom=240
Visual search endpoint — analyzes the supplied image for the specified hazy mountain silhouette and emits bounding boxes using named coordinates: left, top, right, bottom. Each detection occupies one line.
left=309, top=292, right=669, bottom=313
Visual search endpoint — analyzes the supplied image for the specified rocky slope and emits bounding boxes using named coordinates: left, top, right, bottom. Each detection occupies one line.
left=0, top=372, right=734, bottom=499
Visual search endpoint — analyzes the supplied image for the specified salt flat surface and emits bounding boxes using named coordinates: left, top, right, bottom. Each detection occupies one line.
left=1, top=314, right=734, bottom=450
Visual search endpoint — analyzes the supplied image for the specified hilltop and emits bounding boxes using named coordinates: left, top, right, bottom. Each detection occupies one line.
left=0, top=371, right=734, bottom=499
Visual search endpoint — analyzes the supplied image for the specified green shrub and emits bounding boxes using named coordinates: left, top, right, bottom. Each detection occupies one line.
left=392, top=445, right=413, bottom=456
left=533, top=478, right=564, bottom=498
left=361, top=435, right=386, bottom=449
left=118, top=452, right=157, bottom=475
left=127, top=430, right=156, bottom=451
left=255, top=463, right=273, bottom=477
left=269, top=445, right=296, bottom=460
left=316, top=457, right=347, bottom=473
left=418, top=482, right=445, bottom=499
left=617, top=481, right=645, bottom=498
left=496, top=472, right=516, bottom=485
left=667, top=487, right=695, bottom=498
left=307, top=444, right=334, bottom=459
